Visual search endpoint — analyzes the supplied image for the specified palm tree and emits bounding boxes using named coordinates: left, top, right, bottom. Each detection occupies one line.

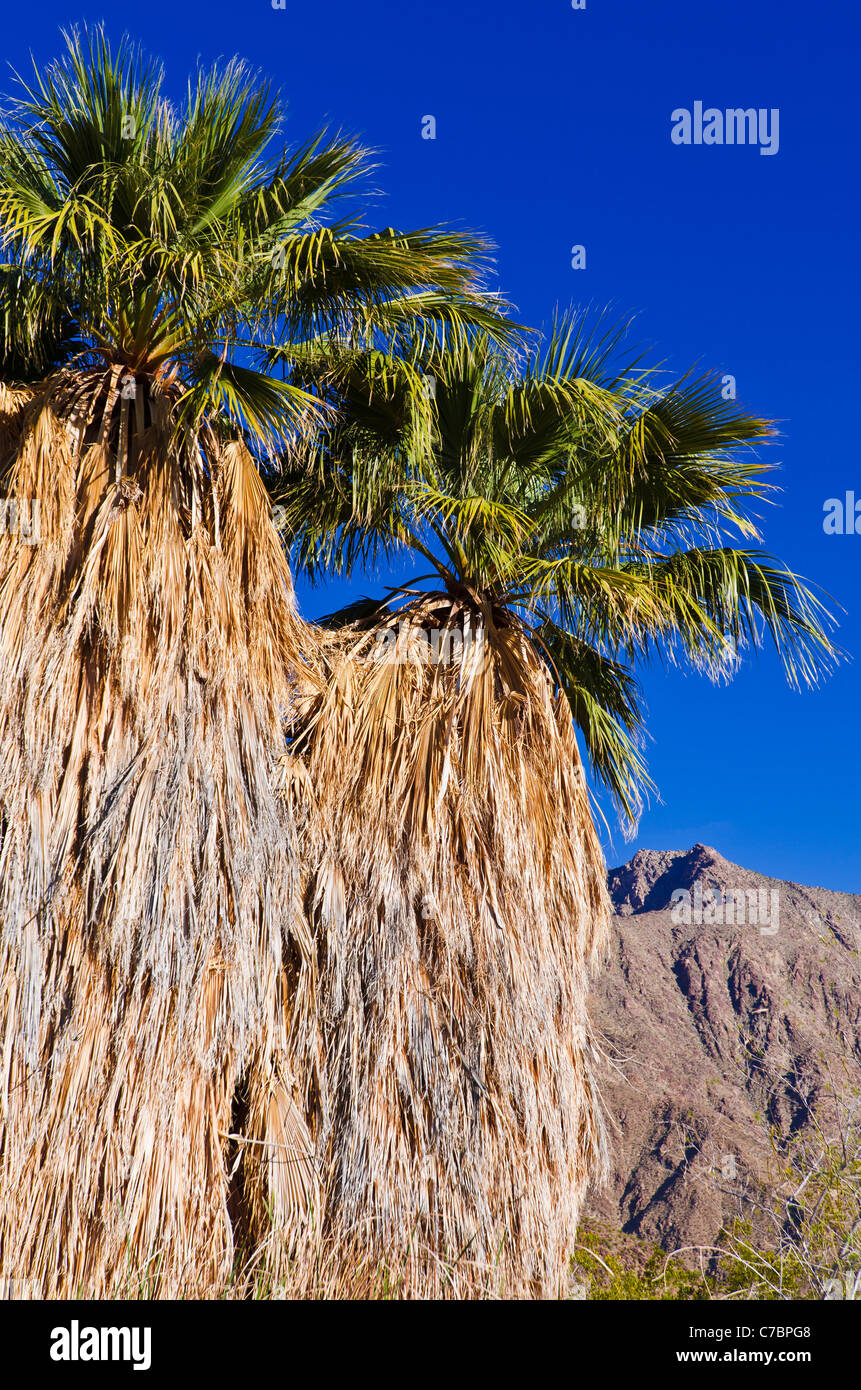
left=275, top=320, right=836, bottom=1295
left=284, top=320, right=836, bottom=824
left=0, top=29, right=505, bottom=1296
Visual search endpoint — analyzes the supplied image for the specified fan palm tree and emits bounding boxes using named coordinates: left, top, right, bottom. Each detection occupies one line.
left=282, top=320, right=836, bottom=824
left=271, top=320, right=836, bottom=1295
left=0, top=29, right=508, bottom=1296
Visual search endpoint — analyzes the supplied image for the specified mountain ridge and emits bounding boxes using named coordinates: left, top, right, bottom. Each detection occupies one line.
left=586, top=844, right=861, bottom=1253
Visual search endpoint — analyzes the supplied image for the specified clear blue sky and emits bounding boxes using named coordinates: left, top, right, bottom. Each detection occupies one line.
left=5, top=0, right=859, bottom=889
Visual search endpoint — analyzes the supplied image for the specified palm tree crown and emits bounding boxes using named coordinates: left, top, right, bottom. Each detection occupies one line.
left=280, top=318, right=837, bottom=824
left=0, top=26, right=507, bottom=458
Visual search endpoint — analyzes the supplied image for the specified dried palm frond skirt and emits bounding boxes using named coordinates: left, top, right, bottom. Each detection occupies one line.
left=0, top=380, right=610, bottom=1298
left=292, top=597, right=611, bottom=1298
left=0, top=375, right=319, bottom=1297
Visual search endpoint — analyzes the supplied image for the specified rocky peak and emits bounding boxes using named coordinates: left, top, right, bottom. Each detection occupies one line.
left=587, top=845, right=861, bottom=1255
left=607, top=843, right=728, bottom=916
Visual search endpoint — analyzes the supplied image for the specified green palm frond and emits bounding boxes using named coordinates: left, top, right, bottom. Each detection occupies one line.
left=621, top=546, right=839, bottom=687
left=536, top=623, right=654, bottom=826
left=283, top=308, right=838, bottom=826
left=0, top=26, right=511, bottom=453
left=0, top=263, right=79, bottom=377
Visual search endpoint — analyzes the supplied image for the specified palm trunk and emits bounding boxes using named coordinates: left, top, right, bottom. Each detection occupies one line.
left=0, top=384, right=611, bottom=1297
left=0, top=375, right=318, bottom=1296
left=293, top=600, right=610, bottom=1297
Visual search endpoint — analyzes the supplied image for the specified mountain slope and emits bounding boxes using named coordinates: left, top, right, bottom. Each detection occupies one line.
left=585, top=845, right=861, bottom=1254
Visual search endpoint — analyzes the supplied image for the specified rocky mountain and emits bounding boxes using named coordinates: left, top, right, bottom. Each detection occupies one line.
left=584, top=845, right=861, bottom=1255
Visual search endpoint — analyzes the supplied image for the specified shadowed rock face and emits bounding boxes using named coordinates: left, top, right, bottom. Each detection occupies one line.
left=585, top=845, right=861, bottom=1254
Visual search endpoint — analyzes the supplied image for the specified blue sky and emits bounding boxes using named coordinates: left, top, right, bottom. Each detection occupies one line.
left=5, top=0, right=859, bottom=889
